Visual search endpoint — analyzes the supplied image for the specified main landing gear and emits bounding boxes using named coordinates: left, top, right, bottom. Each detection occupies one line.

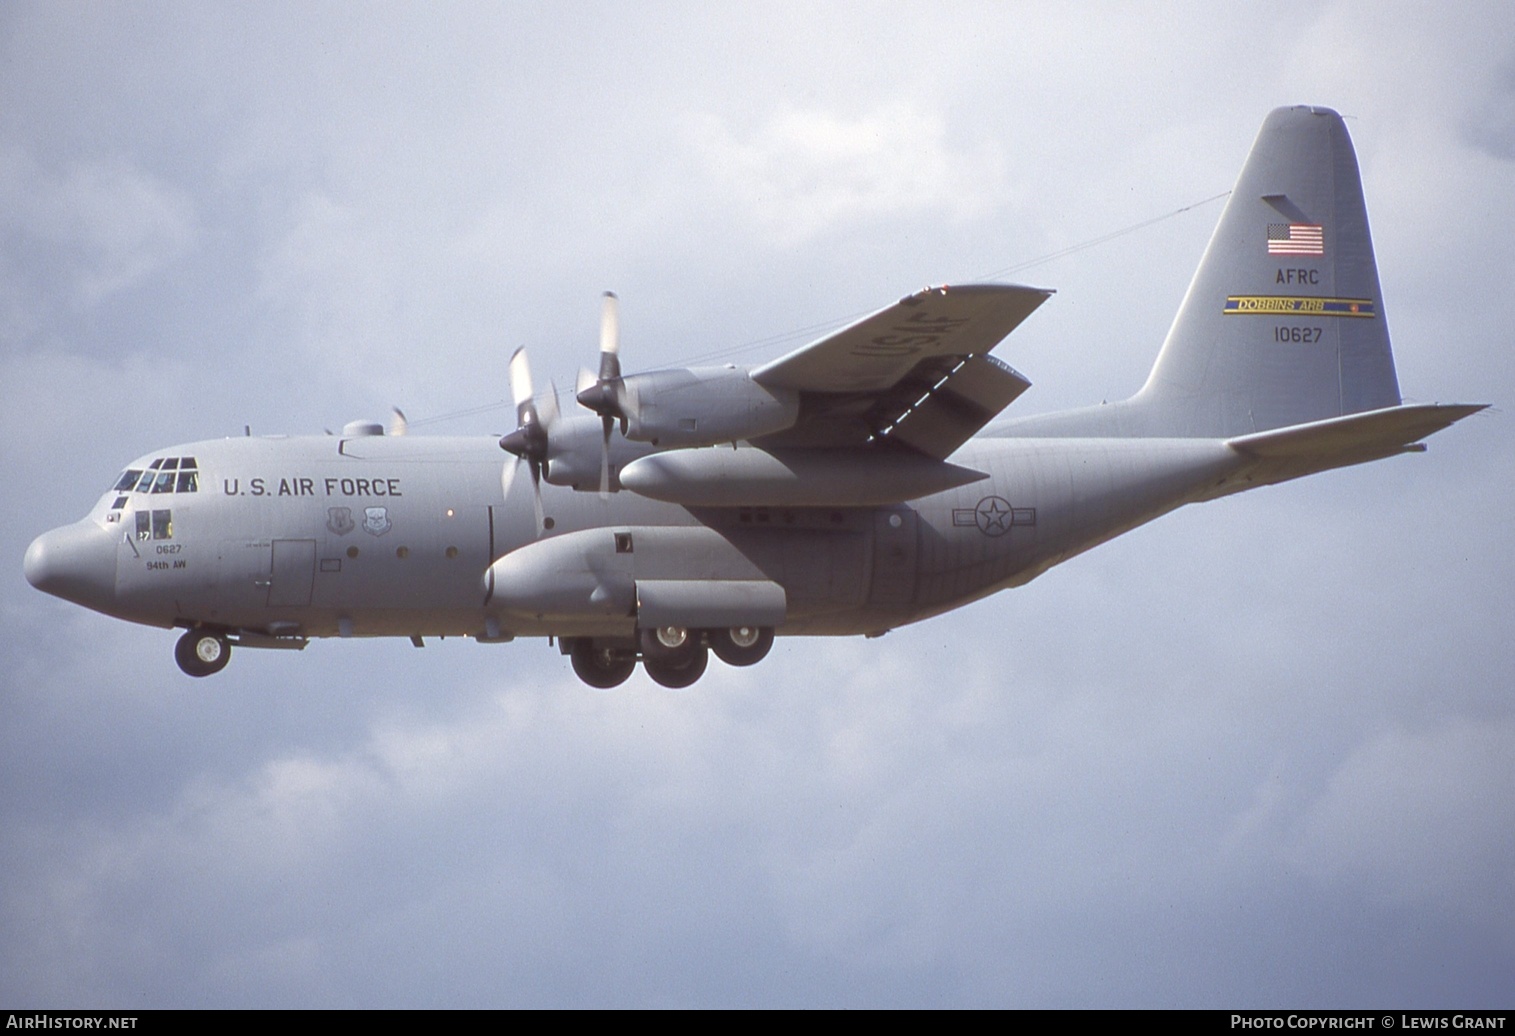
left=175, top=628, right=230, bottom=677
left=566, top=625, right=774, bottom=689
left=708, top=625, right=774, bottom=667
left=569, top=639, right=638, bottom=689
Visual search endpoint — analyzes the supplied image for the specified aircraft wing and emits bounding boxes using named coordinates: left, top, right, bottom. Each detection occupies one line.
left=750, top=284, right=1051, bottom=458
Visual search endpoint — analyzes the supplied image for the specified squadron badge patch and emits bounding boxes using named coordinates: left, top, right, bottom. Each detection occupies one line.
left=362, top=506, right=392, bottom=536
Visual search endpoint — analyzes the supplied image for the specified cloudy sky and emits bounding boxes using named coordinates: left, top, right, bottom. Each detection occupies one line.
left=3, top=1, right=1512, bottom=1008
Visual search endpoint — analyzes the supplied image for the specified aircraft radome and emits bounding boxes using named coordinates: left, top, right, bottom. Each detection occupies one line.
left=24, top=106, right=1485, bottom=689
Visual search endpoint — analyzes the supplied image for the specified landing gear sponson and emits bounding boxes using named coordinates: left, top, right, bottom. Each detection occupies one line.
left=565, top=625, right=773, bottom=689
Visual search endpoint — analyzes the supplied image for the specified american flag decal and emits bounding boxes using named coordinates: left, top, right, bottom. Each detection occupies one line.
left=1267, top=223, right=1324, bottom=255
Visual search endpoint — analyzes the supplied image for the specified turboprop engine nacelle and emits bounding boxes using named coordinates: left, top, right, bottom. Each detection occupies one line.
left=538, top=413, right=657, bottom=492
left=619, top=366, right=799, bottom=448
left=619, top=446, right=988, bottom=507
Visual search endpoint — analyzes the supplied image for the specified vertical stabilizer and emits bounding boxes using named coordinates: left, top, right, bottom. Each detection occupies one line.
left=1132, top=105, right=1400, bottom=435
left=1001, top=106, right=1404, bottom=440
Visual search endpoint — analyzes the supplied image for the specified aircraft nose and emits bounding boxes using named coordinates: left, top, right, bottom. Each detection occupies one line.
left=24, top=521, right=117, bottom=612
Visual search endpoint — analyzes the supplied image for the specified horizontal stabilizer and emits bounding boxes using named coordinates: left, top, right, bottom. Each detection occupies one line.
left=1223, top=403, right=1486, bottom=487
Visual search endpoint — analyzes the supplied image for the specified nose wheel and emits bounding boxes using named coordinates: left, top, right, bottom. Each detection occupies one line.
left=175, top=629, right=230, bottom=677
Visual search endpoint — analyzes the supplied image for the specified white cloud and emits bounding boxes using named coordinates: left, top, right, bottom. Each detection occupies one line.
left=0, top=145, right=198, bottom=307
left=1286, top=720, right=1515, bottom=923
left=687, top=105, right=1008, bottom=246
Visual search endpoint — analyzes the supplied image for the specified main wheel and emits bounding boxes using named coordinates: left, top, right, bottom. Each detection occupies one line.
left=639, top=625, right=696, bottom=666
left=709, top=625, right=774, bottom=667
left=569, top=639, right=637, bottom=689
left=643, top=645, right=709, bottom=689
left=175, top=629, right=230, bottom=677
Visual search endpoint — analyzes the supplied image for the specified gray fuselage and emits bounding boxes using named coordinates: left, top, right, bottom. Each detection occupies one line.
left=36, top=428, right=1243, bottom=643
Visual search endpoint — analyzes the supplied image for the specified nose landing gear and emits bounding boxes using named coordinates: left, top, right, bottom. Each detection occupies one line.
left=175, top=629, right=230, bottom=677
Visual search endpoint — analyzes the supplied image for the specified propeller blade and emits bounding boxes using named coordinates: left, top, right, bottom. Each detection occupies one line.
left=599, top=291, right=620, bottom=381
left=502, top=346, right=555, bottom=535
left=599, top=415, right=612, bottom=499
left=502, top=347, right=556, bottom=468
left=529, top=460, right=545, bottom=536
left=508, top=347, right=535, bottom=420
left=577, top=292, right=626, bottom=423
left=540, top=379, right=560, bottom=429
left=389, top=407, right=408, bottom=436
left=501, top=455, right=517, bottom=500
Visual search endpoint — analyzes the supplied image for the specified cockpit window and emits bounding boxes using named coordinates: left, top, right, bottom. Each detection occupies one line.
left=116, top=458, right=199, bottom=494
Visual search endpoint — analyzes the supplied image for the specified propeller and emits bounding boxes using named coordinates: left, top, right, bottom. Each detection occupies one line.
left=499, top=348, right=557, bottom=535
left=575, top=291, right=626, bottom=497
left=389, top=407, right=408, bottom=436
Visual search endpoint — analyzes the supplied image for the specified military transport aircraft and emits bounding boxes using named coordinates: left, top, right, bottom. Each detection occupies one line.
left=24, top=106, right=1485, bottom=688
